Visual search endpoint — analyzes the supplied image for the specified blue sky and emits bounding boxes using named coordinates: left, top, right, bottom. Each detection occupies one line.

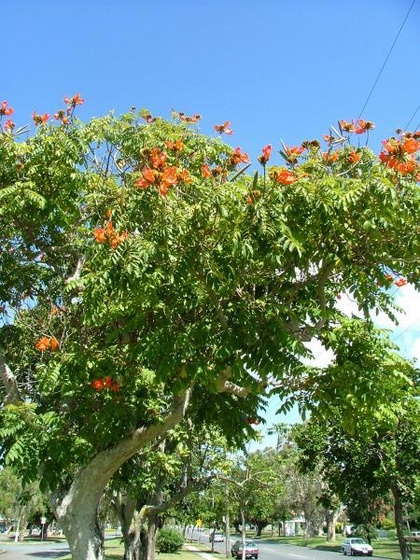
left=3, top=0, right=420, bottom=161
left=3, top=0, right=420, bottom=442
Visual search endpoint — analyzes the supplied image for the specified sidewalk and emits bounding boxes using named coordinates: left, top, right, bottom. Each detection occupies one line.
left=185, top=544, right=224, bottom=559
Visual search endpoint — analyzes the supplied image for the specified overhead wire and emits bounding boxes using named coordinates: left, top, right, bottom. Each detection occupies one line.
left=358, top=0, right=417, bottom=120
left=404, top=105, right=420, bottom=130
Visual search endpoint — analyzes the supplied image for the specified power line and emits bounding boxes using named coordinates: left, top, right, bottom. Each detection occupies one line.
left=358, top=0, right=417, bottom=119
left=404, top=105, right=420, bottom=130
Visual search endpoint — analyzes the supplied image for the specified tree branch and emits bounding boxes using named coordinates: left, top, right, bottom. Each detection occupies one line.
left=0, top=352, right=23, bottom=404
left=215, top=375, right=250, bottom=398
left=65, top=256, right=85, bottom=284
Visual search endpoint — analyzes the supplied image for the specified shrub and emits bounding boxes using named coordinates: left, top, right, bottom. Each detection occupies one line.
left=157, top=527, right=184, bottom=553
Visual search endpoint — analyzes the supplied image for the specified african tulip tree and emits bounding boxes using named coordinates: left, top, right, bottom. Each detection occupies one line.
left=1, top=99, right=420, bottom=560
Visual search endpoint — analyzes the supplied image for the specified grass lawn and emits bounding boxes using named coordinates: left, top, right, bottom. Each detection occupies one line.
left=58, top=538, right=212, bottom=560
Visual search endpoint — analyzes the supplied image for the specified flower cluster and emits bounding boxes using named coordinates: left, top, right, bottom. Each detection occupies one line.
left=54, top=93, right=84, bottom=125
left=93, top=220, right=128, bottom=249
left=284, top=144, right=305, bottom=164
left=258, top=144, right=272, bottom=166
left=166, top=139, right=185, bottom=152
left=380, top=272, right=408, bottom=288
left=246, top=416, right=261, bottom=425
left=178, top=112, right=201, bottom=123
left=340, top=119, right=375, bottom=134
left=0, top=101, right=13, bottom=117
left=91, top=376, right=120, bottom=392
left=134, top=147, right=191, bottom=195
left=269, top=166, right=299, bottom=185
left=228, top=147, right=249, bottom=166
left=35, top=336, right=59, bottom=351
left=32, top=112, right=50, bottom=126
left=379, top=134, right=420, bottom=175
left=214, top=121, right=233, bottom=135
left=0, top=101, right=14, bottom=131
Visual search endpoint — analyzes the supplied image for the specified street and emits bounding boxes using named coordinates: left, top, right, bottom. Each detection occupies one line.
left=189, top=530, right=346, bottom=560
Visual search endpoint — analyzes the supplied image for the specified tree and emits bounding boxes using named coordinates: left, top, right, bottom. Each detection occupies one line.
left=109, top=422, right=234, bottom=560
left=292, top=340, right=420, bottom=560
left=1, top=100, right=420, bottom=560
left=0, top=467, right=48, bottom=541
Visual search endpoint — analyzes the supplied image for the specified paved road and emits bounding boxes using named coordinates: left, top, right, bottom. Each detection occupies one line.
left=0, top=536, right=70, bottom=560
left=190, top=533, right=344, bottom=560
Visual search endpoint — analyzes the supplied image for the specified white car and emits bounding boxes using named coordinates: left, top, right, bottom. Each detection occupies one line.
left=209, top=531, right=224, bottom=543
left=341, top=538, right=373, bottom=556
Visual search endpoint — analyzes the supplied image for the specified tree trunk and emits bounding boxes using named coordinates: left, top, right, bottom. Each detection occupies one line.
left=392, top=484, right=411, bottom=560
left=50, top=390, right=191, bottom=560
left=255, top=523, right=263, bottom=537
left=146, top=514, right=158, bottom=560
left=120, top=495, right=137, bottom=560
left=326, top=509, right=337, bottom=542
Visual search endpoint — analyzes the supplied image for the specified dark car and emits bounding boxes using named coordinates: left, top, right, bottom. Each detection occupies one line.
left=231, top=539, right=259, bottom=559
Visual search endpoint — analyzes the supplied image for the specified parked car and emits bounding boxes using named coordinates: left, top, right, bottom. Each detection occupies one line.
left=231, top=539, right=259, bottom=559
left=341, top=538, right=373, bottom=556
left=405, top=531, right=420, bottom=542
left=209, top=531, right=224, bottom=542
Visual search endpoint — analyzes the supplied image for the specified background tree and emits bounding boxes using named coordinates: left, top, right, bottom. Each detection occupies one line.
left=292, top=340, right=420, bottom=560
left=1, top=101, right=420, bottom=560
left=0, top=467, right=48, bottom=541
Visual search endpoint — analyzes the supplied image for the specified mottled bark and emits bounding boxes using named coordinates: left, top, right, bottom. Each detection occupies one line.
left=50, top=390, right=191, bottom=560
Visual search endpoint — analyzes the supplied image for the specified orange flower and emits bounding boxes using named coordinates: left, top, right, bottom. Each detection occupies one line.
left=229, top=147, right=249, bottom=166
left=103, top=376, right=113, bottom=388
left=135, top=167, right=157, bottom=189
left=110, top=381, right=120, bottom=392
left=246, top=417, right=261, bottom=425
left=402, top=137, right=420, bottom=154
left=0, top=101, right=14, bottom=116
left=323, top=151, right=339, bottom=164
left=178, top=112, right=201, bottom=123
left=285, top=145, right=305, bottom=157
left=397, top=159, right=417, bottom=174
left=273, top=167, right=298, bottom=185
left=35, top=336, right=59, bottom=351
left=91, top=379, right=104, bottom=391
left=201, top=164, right=212, bottom=178
left=94, top=222, right=127, bottom=249
left=161, top=166, right=178, bottom=189
left=395, top=277, right=407, bottom=287
left=340, top=119, right=355, bottom=133
left=110, top=232, right=128, bottom=249
left=3, top=119, right=15, bottom=131
left=258, top=144, right=272, bottom=166
left=214, top=121, right=233, bottom=135
left=64, top=93, right=84, bottom=107
left=150, top=148, right=167, bottom=170
left=379, top=137, right=419, bottom=174
left=355, top=119, right=375, bottom=134
left=166, top=139, right=185, bottom=152
left=177, top=168, right=192, bottom=183
left=348, top=150, right=361, bottom=164
left=246, top=195, right=253, bottom=205
left=93, top=228, right=107, bottom=243
left=32, top=112, right=50, bottom=125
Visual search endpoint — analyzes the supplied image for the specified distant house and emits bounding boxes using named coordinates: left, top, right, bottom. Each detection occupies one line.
left=284, top=517, right=305, bottom=536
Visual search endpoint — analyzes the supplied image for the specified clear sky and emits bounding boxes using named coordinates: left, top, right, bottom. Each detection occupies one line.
left=2, top=0, right=420, bottom=442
